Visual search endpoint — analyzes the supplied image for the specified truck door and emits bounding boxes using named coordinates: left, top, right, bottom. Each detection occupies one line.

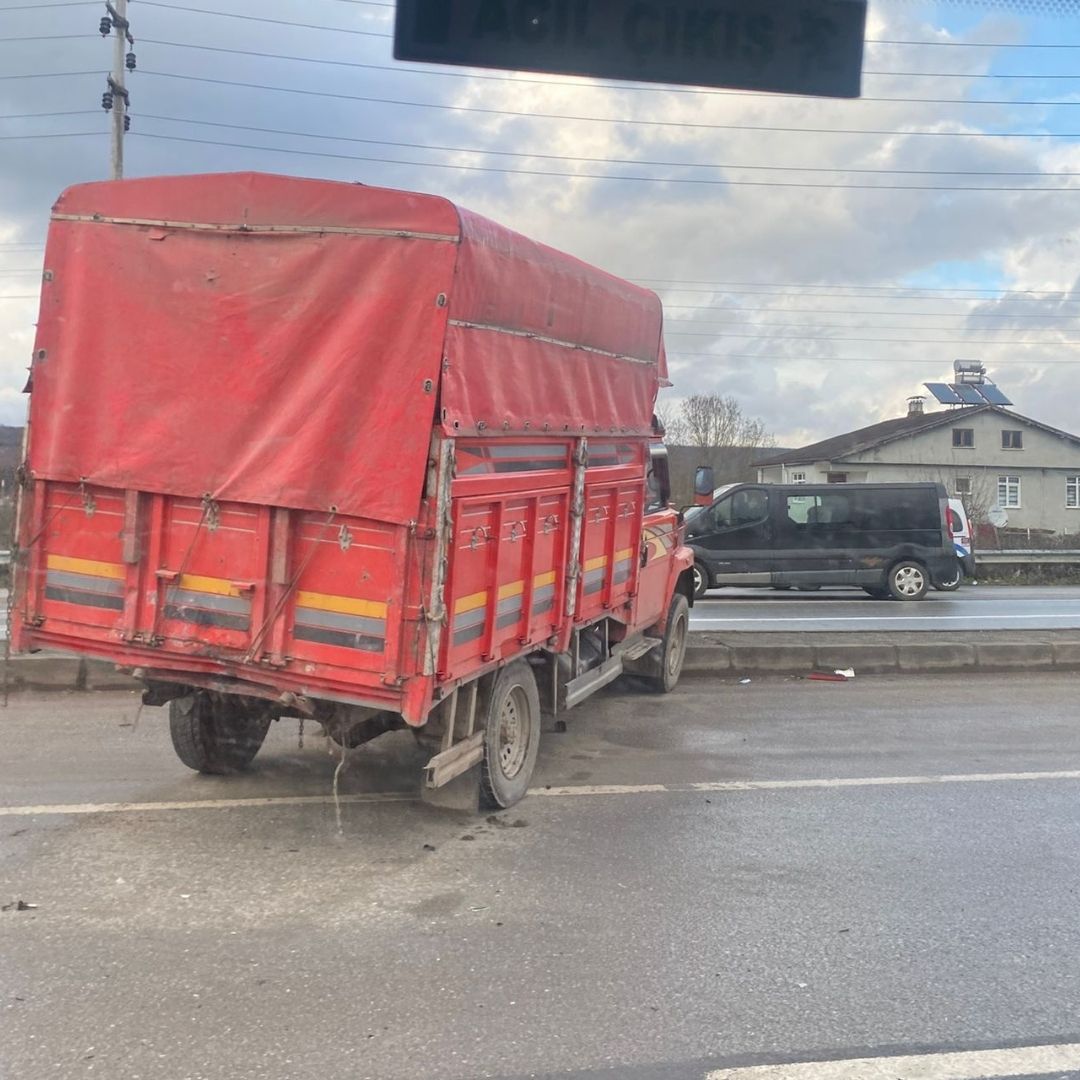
left=688, top=487, right=773, bottom=584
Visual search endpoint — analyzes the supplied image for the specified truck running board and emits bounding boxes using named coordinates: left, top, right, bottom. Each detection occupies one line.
left=563, top=634, right=660, bottom=708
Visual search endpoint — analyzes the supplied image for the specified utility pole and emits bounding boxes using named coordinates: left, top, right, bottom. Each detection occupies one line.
left=99, top=0, right=134, bottom=180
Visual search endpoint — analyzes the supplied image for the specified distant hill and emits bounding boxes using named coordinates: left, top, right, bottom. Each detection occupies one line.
left=666, top=444, right=793, bottom=506
left=0, top=427, right=22, bottom=490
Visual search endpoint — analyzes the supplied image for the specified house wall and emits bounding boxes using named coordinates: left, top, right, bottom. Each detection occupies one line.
left=758, top=409, right=1080, bottom=534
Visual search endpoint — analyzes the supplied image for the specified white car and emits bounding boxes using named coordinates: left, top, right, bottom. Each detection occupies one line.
left=934, top=498, right=975, bottom=591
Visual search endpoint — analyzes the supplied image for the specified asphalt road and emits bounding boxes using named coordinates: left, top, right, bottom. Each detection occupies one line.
left=690, top=584, right=1080, bottom=633
left=4, top=675, right=1080, bottom=1079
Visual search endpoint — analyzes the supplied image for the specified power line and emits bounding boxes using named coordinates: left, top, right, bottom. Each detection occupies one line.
left=129, top=131, right=1080, bottom=192
left=0, top=131, right=103, bottom=140
left=138, top=70, right=1080, bottom=136
left=639, top=277, right=1076, bottom=295
left=668, top=352, right=1080, bottom=364
left=135, top=113, right=1080, bottom=178
left=0, top=70, right=102, bottom=81
left=0, top=110, right=99, bottom=119
left=651, top=283, right=1080, bottom=298
left=0, top=35, right=97, bottom=42
left=665, top=305, right=1080, bottom=318
left=135, top=37, right=1080, bottom=86
left=0, top=2, right=98, bottom=8
left=664, top=295, right=1080, bottom=308
left=134, top=73, right=1080, bottom=142
left=878, top=37, right=1080, bottom=47
left=81, top=2, right=1080, bottom=47
left=665, top=331, right=1079, bottom=344
left=137, top=4, right=391, bottom=36
left=666, top=320, right=1078, bottom=333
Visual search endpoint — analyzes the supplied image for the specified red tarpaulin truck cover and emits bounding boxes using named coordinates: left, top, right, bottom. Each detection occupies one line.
left=29, top=172, right=667, bottom=525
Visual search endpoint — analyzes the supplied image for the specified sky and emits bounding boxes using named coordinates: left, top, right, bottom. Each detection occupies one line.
left=3, top=0, right=1080, bottom=448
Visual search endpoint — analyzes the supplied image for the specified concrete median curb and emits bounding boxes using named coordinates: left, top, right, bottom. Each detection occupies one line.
left=4, top=655, right=141, bottom=694
left=682, top=630, right=1080, bottom=679
left=5, top=630, right=1080, bottom=693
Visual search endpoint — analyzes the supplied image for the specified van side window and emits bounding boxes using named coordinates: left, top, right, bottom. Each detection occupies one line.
left=709, top=489, right=768, bottom=530
left=786, top=495, right=818, bottom=525
left=732, top=488, right=768, bottom=525
left=787, top=493, right=851, bottom=526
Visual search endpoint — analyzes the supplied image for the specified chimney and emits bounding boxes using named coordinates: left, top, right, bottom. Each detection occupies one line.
left=907, top=395, right=925, bottom=417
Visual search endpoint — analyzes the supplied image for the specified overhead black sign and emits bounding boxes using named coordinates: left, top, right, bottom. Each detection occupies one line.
left=394, top=0, right=867, bottom=99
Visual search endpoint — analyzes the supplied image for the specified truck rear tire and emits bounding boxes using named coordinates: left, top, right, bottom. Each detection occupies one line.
left=479, top=661, right=541, bottom=810
left=169, top=692, right=271, bottom=774
left=644, top=593, right=690, bottom=694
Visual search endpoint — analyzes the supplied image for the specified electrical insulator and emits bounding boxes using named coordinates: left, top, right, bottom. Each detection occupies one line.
left=124, top=114, right=131, bottom=132
left=125, top=51, right=136, bottom=71
left=101, top=91, right=113, bottom=111
left=99, top=15, right=111, bottom=35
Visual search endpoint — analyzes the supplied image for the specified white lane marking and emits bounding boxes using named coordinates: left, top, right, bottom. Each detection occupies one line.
left=704, top=1041, right=1080, bottom=1079
left=3, top=770, right=1080, bottom=817
left=0, top=792, right=415, bottom=817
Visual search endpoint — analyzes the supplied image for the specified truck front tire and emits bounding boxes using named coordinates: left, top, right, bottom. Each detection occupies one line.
left=479, top=661, right=541, bottom=810
left=644, top=593, right=690, bottom=694
left=169, top=692, right=271, bottom=774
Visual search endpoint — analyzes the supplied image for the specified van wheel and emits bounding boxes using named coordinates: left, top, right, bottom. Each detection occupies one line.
left=887, top=561, right=928, bottom=601
left=933, top=560, right=962, bottom=592
left=692, top=562, right=709, bottom=599
left=479, top=661, right=541, bottom=810
left=169, top=692, right=271, bottom=774
left=644, top=593, right=690, bottom=694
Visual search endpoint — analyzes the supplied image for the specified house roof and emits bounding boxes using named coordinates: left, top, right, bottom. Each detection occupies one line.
left=757, top=404, right=1080, bottom=468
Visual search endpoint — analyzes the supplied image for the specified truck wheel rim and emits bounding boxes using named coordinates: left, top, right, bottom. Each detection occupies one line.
left=497, top=686, right=530, bottom=780
left=668, top=612, right=688, bottom=677
left=895, top=566, right=924, bottom=595
left=693, top=566, right=704, bottom=593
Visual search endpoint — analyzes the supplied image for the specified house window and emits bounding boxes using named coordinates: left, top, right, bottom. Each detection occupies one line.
left=790, top=471, right=807, bottom=484
left=953, top=429, right=974, bottom=448
left=955, top=477, right=972, bottom=498
left=1002, top=430, right=1024, bottom=450
left=826, top=472, right=847, bottom=484
left=998, top=475, right=1021, bottom=509
left=1068, top=477, right=1080, bottom=509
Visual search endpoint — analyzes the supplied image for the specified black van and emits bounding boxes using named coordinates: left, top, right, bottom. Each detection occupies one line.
left=685, top=481, right=955, bottom=601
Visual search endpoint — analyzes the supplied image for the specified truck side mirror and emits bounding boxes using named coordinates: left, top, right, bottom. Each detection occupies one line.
left=693, top=466, right=714, bottom=506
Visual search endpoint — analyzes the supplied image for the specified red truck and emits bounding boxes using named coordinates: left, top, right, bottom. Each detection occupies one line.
left=12, top=172, right=694, bottom=808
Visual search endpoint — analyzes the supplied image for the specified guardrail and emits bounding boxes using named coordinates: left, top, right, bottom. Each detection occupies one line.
left=976, top=550, right=1080, bottom=565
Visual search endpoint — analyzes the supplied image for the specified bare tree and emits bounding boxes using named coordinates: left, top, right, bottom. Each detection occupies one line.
left=672, top=394, right=773, bottom=453
left=662, top=394, right=774, bottom=504
left=654, top=399, right=686, bottom=445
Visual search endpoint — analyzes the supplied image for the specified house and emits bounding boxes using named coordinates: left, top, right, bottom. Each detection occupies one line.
left=756, top=400, right=1080, bottom=535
